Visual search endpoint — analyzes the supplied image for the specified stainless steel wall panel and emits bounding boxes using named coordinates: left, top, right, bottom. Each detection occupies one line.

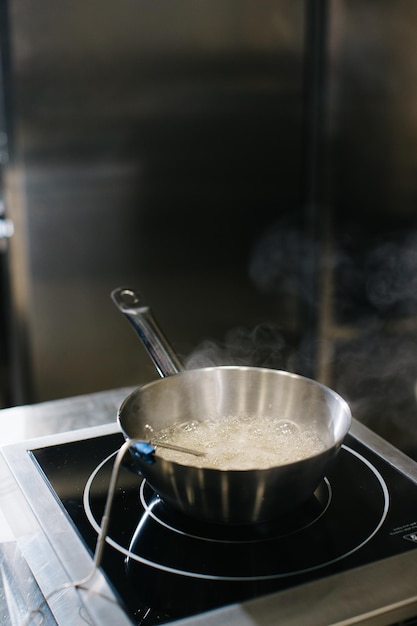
left=319, top=1, right=417, bottom=457
left=3, top=1, right=305, bottom=403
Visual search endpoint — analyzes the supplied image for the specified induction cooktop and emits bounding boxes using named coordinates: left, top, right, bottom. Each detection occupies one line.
left=29, top=426, right=417, bottom=624
left=2, top=419, right=417, bottom=625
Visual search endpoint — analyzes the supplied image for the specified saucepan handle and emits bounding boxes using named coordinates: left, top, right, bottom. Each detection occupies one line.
left=111, top=287, right=184, bottom=378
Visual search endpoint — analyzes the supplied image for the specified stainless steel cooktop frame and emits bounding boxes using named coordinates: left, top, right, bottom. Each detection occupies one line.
left=1, top=419, right=417, bottom=626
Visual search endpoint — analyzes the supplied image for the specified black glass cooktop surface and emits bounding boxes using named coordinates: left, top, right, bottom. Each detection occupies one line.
left=30, top=432, right=417, bottom=625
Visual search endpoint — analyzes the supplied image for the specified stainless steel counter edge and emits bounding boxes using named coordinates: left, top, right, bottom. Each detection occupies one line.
left=0, top=386, right=136, bottom=445
left=0, top=448, right=132, bottom=624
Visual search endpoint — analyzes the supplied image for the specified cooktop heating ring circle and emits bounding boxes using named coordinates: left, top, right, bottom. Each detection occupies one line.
left=83, top=444, right=390, bottom=581
left=137, top=476, right=332, bottom=543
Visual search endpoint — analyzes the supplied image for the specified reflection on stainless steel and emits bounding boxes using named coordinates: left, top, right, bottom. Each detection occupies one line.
left=111, top=286, right=184, bottom=377
left=3, top=1, right=304, bottom=407
left=119, top=367, right=351, bottom=524
left=0, top=542, right=56, bottom=626
left=113, top=285, right=351, bottom=524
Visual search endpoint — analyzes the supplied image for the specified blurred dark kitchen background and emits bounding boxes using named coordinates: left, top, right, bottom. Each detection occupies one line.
left=1, top=0, right=417, bottom=459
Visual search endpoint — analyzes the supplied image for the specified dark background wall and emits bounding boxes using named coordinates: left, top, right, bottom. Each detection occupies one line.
left=2, top=0, right=417, bottom=459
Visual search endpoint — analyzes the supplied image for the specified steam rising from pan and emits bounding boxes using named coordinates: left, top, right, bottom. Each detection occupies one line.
left=246, top=217, right=417, bottom=459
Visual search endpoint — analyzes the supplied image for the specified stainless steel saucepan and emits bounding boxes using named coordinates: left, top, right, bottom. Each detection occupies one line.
left=111, top=287, right=351, bottom=525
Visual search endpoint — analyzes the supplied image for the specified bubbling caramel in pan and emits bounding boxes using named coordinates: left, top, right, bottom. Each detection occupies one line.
left=149, top=416, right=326, bottom=470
